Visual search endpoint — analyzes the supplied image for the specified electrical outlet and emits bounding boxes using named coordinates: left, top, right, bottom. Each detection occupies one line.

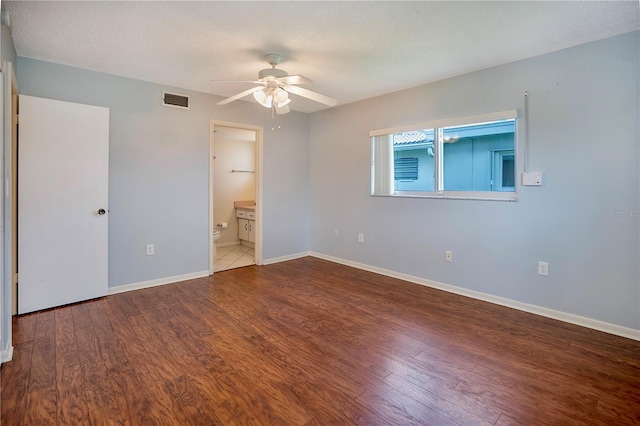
left=445, top=250, right=453, bottom=262
left=358, top=233, right=364, bottom=243
left=333, top=228, right=339, bottom=237
left=146, top=244, right=154, bottom=256
left=538, top=261, right=548, bottom=276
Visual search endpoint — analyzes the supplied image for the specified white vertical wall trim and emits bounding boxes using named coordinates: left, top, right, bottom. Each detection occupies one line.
left=0, top=63, right=15, bottom=364
left=208, top=121, right=215, bottom=275
left=255, top=126, right=264, bottom=266
left=0, top=67, right=5, bottom=364
left=1, top=345, right=13, bottom=363
left=309, top=252, right=640, bottom=341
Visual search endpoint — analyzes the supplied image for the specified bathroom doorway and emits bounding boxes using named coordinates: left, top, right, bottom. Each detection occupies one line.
left=209, top=121, right=263, bottom=274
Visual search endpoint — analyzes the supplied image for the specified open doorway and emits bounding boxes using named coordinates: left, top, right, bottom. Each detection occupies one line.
left=209, top=121, right=263, bottom=274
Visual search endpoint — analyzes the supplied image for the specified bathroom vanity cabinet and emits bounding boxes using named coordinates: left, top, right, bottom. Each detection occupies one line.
left=236, top=209, right=255, bottom=243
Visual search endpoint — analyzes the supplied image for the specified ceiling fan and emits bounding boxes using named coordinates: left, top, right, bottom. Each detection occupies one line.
left=215, top=54, right=337, bottom=114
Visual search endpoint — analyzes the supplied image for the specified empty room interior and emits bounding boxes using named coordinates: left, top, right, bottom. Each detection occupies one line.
left=1, top=1, right=639, bottom=424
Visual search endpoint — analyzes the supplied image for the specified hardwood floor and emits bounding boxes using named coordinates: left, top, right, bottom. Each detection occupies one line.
left=2, top=256, right=639, bottom=425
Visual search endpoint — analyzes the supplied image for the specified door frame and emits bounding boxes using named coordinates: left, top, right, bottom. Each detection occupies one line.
left=209, top=120, right=263, bottom=275
left=5, top=63, right=18, bottom=315
left=1, top=61, right=17, bottom=363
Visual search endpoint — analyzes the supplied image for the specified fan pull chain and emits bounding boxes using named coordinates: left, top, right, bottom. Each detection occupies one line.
left=270, top=104, right=282, bottom=130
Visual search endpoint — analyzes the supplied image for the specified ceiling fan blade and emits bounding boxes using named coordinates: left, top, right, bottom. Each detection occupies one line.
left=210, top=80, right=263, bottom=84
left=284, top=85, right=337, bottom=107
left=276, top=104, right=290, bottom=115
left=216, top=86, right=265, bottom=106
left=277, top=75, right=312, bottom=85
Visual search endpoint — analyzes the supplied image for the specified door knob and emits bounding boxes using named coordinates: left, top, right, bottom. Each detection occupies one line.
left=98, top=209, right=106, bottom=215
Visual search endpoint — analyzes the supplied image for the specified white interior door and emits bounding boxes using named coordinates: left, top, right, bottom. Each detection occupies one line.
left=18, top=95, right=109, bottom=314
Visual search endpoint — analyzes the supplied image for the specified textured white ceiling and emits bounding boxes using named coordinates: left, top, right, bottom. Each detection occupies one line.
left=3, top=1, right=639, bottom=113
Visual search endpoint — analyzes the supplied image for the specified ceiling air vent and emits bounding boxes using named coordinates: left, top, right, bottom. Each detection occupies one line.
left=162, top=91, right=190, bottom=110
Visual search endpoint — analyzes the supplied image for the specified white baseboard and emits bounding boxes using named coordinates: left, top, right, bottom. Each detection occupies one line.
left=103, top=253, right=639, bottom=341
left=1, top=344, right=13, bottom=364
left=262, top=251, right=311, bottom=265
left=309, top=251, right=640, bottom=341
left=108, top=270, right=210, bottom=295
left=218, top=240, right=241, bottom=248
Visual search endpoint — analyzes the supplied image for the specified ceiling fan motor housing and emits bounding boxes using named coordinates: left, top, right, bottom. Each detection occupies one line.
left=258, top=68, right=288, bottom=80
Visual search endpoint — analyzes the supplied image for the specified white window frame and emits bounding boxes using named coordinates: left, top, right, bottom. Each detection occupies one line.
left=370, top=110, right=518, bottom=201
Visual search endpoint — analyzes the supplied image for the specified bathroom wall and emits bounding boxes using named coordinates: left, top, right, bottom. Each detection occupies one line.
left=213, top=131, right=256, bottom=247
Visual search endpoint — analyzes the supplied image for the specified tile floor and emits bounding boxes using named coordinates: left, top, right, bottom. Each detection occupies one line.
left=214, top=244, right=255, bottom=272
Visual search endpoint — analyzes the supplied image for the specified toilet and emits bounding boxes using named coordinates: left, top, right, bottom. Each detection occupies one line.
left=213, top=229, right=221, bottom=257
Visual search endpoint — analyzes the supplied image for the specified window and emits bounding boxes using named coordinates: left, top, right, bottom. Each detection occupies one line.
left=371, top=110, right=517, bottom=201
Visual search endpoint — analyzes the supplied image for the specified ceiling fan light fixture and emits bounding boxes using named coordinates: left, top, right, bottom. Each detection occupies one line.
left=277, top=98, right=291, bottom=108
left=277, top=97, right=291, bottom=108
left=276, top=104, right=290, bottom=115
left=253, top=89, right=273, bottom=107
left=273, top=88, right=289, bottom=104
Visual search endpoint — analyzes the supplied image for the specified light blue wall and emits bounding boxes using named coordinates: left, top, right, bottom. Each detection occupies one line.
left=309, top=32, right=640, bottom=330
left=17, top=57, right=311, bottom=287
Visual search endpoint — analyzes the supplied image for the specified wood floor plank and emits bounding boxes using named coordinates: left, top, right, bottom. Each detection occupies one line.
left=596, top=397, right=640, bottom=425
left=55, top=350, right=90, bottom=425
left=54, top=309, right=78, bottom=355
left=105, top=293, right=195, bottom=425
left=373, top=376, right=492, bottom=426
left=382, top=357, right=502, bottom=423
left=187, top=361, right=258, bottom=424
left=89, top=303, right=172, bottom=425
left=28, top=311, right=56, bottom=391
left=55, top=306, right=89, bottom=424
left=456, top=368, right=600, bottom=426
left=23, top=311, right=57, bottom=425
left=280, top=375, right=370, bottom=425
left=2, top=256, right=639, bottom=425
left=12, top=312, right=37, bottom=345
left=0, top=342, right=34, bottom=425
left=355, top=382, right=459, bottom=426
left=71, top=303, right=130, bottom=425
left=165, top=374, right=225, bottom=424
